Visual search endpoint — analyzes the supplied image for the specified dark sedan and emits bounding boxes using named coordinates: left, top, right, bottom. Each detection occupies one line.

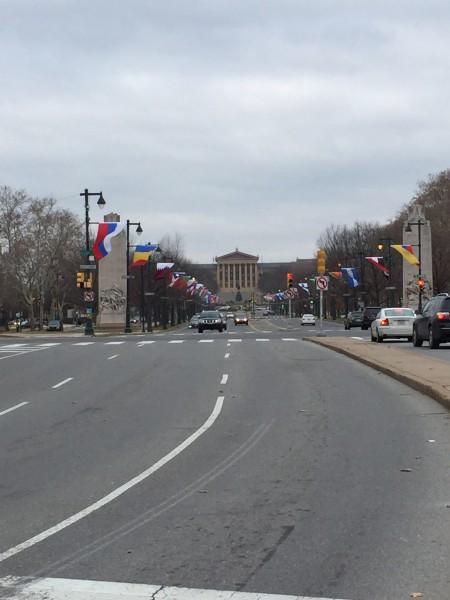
left=344, top=310, right=363, bottom=330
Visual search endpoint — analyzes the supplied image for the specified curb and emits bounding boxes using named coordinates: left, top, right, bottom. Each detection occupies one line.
left=305, top=337, right=450, bottom=411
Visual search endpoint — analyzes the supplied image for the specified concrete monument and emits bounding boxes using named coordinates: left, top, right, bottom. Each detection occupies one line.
left=403, top=204, right=433, bottom=309
left=96, top=212, right=127, bottom=329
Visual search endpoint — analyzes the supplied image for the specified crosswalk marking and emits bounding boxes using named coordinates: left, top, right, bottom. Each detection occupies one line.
left=0, top=577, right=350, bottom=599
left=72, top=342, right=96, bottom=346
left=228, top=339, right=242, bottom=342
left=104, top=341, right=126, bottom=345
left=0, top=343, right=27, bottom=347
left=168, top=340, right=184, bottom=344
left=137, top=341, right=156, bottom=345
left=198, top=339, right=214, bottom=343
left=282, top=338, right=297, bottom=341
left=256, top=338, right=270, bottom=342
left=37, top=342, right=61, bottom=347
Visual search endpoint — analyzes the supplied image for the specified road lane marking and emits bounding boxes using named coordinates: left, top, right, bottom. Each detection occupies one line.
left=0, top=402, right=29, bottom=417
left=104, top=341, right=125, bottom=345
left=224, top=353, right=230, bottom=359
left=282, top=338, right=297, bottom=341
left=0, top=396, right=225, bottom=563
left=255, top=338, right=270, bottom=342
left=228, top=339, right=242, bottom=342
left=220, top=374, right=229, bottom=385
left=0, top=577, right=351, bottom=599
left=198, top=339, right=214, bottom=343
left=38, top=343, right=61, bottom=347
left=137, top=341, right=155, bottom=345
left=51, top=377, right=73, bottom=389
left=351, top=336, right=365, bottom=341
left=107, top=355, right=119, bottom=360
left=72, top=342, right=96, bottom=346
left=168, top=340, right=184, bottom=344
left=0, top=343, right=27, bottom=347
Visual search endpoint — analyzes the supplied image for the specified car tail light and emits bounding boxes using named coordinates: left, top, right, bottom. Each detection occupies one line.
left=437, top=312, right=450, bottom=321
left=380, top=318, right=389, bottom=326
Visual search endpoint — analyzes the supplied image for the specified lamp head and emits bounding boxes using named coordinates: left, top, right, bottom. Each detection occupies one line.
left=97, top=192, right=106, bottom=209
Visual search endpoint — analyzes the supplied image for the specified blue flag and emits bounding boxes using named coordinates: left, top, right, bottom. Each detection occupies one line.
left=341, top=267, right=360, bottom=288
left=298, top=282, right=310, bottom=295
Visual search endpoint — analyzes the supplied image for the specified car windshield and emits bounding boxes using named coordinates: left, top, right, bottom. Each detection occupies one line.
left=200, top=311, right=219, bottom=317
left=384, top=308, right=415, bottom=317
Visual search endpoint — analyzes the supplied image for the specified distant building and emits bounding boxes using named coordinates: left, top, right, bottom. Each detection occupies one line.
left=189, top=250, right=316, bottom=303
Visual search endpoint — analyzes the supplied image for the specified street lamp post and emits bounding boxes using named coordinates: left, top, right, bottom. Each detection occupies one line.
left=125, top=220, right=143, bottom=333
left=405, top=218, right=424, bottom=313
left=377, top=238, right=394, bottom=305
left=80, top=188, right=105, bottom=335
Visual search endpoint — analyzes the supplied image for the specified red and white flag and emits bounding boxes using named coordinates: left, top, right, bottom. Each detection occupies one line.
left=365, top=256, right=389, bottom=278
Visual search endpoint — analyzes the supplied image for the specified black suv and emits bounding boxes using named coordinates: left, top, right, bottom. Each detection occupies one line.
left=361, top=306, right=381, bottom=330
left=198, top=310, right=225, bottom=333
left=413, top=293, right=450, bottom=349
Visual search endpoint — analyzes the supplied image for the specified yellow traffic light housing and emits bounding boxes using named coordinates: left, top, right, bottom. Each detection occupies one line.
left=317, top=249, right=327, bottom=275
left=76, top=272, right=85, bottom=288
left=287, top=272, right=294, bottom=288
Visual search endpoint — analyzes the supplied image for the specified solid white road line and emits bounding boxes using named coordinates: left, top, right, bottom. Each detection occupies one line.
left=282, top=338, right=297, bottom=341
left=198, top=339, right=214, bottom=343
left=0, top=343, right=27, bottom=347
left=51, top=377, right=73, bottom=389
left=72, top=342, right=96, bottom=346
left=224, top=352, right=230, bottom=359
left=37, top=343, right=61, bottom=347
left=137, top=341, right=155, bottom=345
left=0, top=577, right=350, bottom=600
left=107, top=355, right=119, bottom=360
left=168, top=340, right=184, bottom=344
left=228, top=339, right=242, bottom=342
left=0, top=402, right=29, bottom=417
left=0, top=396, right=225, bottom=563
left=220, top=374, right=229, bottom=385
left=104, top=341, right=125, bottom=345
left=255, top=338, right=270, bottom=342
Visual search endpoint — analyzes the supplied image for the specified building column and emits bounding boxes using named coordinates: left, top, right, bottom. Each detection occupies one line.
left=233, top=264, right=236, bottom=290
left=217, top=263, right=220, bottom=288
left=245, top=263, right=249, bottom=288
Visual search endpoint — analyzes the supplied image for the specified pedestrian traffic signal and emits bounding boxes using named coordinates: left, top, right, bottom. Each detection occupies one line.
left=417, top=277, right=425, bottom=291
left=287, top=272, right=294, bottom=288
left=76, top=272, right=85, bottom=288
left=317, top=249, right=326, bottom=275
left=84, top=274, right=93, bottom=289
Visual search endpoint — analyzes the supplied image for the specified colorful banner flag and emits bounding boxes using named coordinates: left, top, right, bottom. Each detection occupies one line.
left=130, top=244, right=159, bottom=268
left=365, top=256, right=390, bottom=278
left=93, top=222, right=125, bottom=261
left=391, top=244, right=420, bottom=266
left=298, top=282, right=310, bottom=294
left=341, top=267, right=360, bottom=289
left=329, top=271, right=343, bottom=280
left=155, top=262, right=175, bottom=280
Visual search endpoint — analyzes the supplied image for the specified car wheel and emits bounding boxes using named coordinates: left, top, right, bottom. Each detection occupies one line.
left=376, top=329, right=383, bottom=343
left=412, top=327, right=423, bottom=347
left=219, top=327, right=223, bottom=333
left=407, top=336, right=413, bottom=342
left=371, top=331, right=376, bottom=342
left=198, top=327, right=203, bottom=334
left=429, top=327, right=440, bottom=349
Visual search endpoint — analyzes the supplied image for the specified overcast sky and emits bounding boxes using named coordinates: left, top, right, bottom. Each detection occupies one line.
left=1, top=1, right=450, bottom=262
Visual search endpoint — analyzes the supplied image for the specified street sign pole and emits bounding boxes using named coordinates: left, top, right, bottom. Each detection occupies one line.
left=289, top=298, right=292, bottom=319
left=319, top=289, right=323, bottom=332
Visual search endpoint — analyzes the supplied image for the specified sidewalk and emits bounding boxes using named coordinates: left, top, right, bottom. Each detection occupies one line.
left=306, top=336, right=450, bottom=410
left=0, top=322, right=186, bottom=339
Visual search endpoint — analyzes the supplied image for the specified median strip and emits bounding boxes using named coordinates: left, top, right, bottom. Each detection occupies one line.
left=306, top=337, right=450, bottom=410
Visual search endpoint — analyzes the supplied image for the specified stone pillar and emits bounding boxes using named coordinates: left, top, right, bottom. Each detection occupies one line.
left=403, top=204, right=433, bottom=309
left=216, top=263, right=220, bottom=289
left=97, top=212, right=127, bottom=329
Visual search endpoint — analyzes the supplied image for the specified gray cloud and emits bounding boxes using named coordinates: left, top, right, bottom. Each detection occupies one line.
left=1, top=1, right=450, bottom=261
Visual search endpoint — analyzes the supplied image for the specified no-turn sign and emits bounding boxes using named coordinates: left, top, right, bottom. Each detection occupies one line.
left=316, top=276, right=329, bottom=291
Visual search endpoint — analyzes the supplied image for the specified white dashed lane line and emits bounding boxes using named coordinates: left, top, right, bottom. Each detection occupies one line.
left=220, top=374, right=229, bottom=385
left=72, top=342, right=96, bottom=346
left=107, top=355, right=119, bottom=360
left=51, top=377, right=73, bottom=389
left=104, top=341, right=126, bottom=345
left=168, top=340, right=184, bottom=344
left=0, top=402, right=29, bottom=417
left=224, top=353, right=230, bottom=359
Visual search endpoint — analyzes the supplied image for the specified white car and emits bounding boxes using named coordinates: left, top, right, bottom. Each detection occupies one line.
left=370, top=307, right=416, bottom=343
left=301, top=314, right=316, bottom=326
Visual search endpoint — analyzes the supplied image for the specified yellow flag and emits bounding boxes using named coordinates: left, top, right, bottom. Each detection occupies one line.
left=391, top=244, right=420, bottom=266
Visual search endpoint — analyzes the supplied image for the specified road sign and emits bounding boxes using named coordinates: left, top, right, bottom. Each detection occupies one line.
left=84, top=291, right=95, bottom=302
left=316, top=276, right=329, bottom=291
left=80, top=264, right=97, bottom=270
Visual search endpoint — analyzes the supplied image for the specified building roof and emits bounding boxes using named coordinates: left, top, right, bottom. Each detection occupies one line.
left=215, top=249, right=259, bottom=262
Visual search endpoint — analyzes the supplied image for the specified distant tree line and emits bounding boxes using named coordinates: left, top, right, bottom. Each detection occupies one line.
left=316, top=169, right=450, bottom=313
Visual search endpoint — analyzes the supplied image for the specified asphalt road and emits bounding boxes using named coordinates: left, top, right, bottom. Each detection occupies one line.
left=1, top=319, right=450, bottom=599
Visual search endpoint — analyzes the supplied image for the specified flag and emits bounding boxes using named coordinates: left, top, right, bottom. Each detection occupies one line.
left=329, top=271, right=343, bottom=280
left=391, top=244, right=420, bottom=266
left=155, top=262, right=175, bottom=280
left=169, top=272, right=188, bottom=291
left=365, top=256, right=390, bottom=278
left=341, top=267, right=360, bottom=288
left=298, top=282, right=310, bottom=295
left=92, top=222, right=125, bottom=260
left=130, top=244, right=159, bottom=268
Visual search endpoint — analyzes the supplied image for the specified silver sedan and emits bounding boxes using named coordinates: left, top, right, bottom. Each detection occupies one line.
left=370, top=307, right=416, bottom=343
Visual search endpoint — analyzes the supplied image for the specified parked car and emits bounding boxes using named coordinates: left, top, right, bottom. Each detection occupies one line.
left=413, top=293, right=450, bottom=349
left=47, top=319, right=64, bottom=332
left=361, top=306, right=381, bottom=330
left=226, top=312, right=235, bottom=319
left=301, top=314, right=316, bottom=326
left=198, top=310, right=225, bottom=333
left=370, top=308, right=415, bottom=342
left=344, top=310, right=363, bottom=329
left=189, top=313, right=201, bottom=329
left=234, top=313, right=249, bottom=325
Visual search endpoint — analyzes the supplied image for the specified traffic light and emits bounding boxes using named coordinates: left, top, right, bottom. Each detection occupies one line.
left=417, top=277, right=425, bottom=291
left=377, top=243, right=384, bottom=251
left=84, top=274, right=93, bottom=289
left=317, top=249, right=326, bottom=275
left=76, top=272, right=85, bottom=288
left=287, top=272, right=294, bottom=288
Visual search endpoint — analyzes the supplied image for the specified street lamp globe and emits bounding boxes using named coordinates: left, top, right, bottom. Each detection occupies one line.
left=97, top=192, right=106, bottom=209
left=136, top=223, right=143, bottom=236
